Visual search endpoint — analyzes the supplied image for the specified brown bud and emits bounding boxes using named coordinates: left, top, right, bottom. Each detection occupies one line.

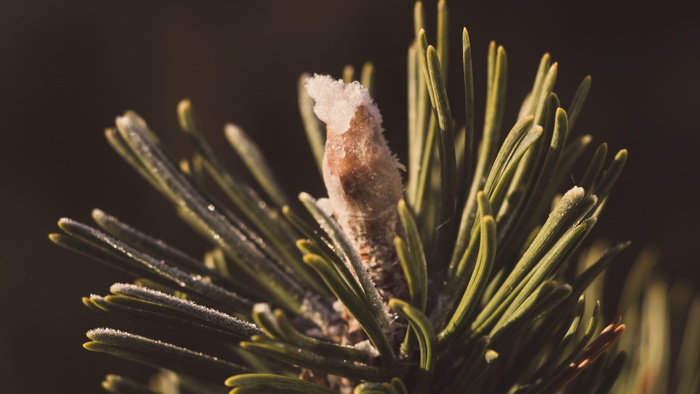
left=305, top=75, right=406, bottom=301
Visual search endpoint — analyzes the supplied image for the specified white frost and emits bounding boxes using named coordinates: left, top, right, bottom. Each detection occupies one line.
left=304, top=74, right=381, bottom=134
left=353, top=339, right=380, bottom=358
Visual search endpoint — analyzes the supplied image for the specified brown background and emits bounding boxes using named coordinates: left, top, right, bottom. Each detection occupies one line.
left=1, top=0, right=699, bottom=392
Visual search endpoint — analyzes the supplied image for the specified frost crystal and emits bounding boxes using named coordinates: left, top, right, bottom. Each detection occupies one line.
left=305, top=74, right=382, bottom=135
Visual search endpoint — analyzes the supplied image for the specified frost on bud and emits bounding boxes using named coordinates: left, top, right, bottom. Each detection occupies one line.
left=305, top=74, right=405, bottom=299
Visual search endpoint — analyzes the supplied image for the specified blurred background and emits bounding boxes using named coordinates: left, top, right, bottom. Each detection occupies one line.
left=0, top=0, right=698, bottom=392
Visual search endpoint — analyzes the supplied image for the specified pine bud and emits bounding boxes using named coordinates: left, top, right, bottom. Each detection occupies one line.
left=305, top=74, right=406, bottom=300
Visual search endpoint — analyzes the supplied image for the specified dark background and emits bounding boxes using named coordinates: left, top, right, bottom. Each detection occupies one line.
left=1, top=1, right=698, bottom=392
